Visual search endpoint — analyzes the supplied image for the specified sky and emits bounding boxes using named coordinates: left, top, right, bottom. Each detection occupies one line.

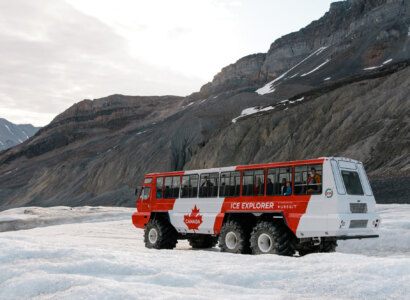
left=0, top=0, right=335, bottom=126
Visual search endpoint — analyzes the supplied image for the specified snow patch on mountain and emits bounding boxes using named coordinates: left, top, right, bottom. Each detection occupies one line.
left=256, top=47, right=328, bottom=95
left=232, top=106, right=275, bottom=123
left=301, top=59, right=330, bottom=77
left=364, top=58, right=393, bottom=71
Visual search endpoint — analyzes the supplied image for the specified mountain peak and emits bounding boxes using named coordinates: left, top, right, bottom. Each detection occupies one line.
left=0, top=118, right=40, bottom=151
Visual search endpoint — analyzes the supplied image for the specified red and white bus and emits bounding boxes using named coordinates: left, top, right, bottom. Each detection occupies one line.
left=132, top=157, right=380, bottom=256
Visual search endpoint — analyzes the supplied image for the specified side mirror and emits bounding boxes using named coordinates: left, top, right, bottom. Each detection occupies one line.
left=135, top=188, right=139, bottom=196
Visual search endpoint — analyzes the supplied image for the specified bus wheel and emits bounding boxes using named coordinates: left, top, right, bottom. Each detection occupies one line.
left=219, top=220, right=249, bottom=254
left=189, top=235, right=218, bottom=249
left=144, top=218, right=177, bottom=249
left=321, top=240, right=337, bottom=253
left=250, top=221, right=295, bottom=256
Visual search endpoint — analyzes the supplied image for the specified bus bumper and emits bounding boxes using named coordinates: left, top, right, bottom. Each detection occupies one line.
left=296, top=213, right=381, bottom=238
left=132, top=212, right=151, bottom=229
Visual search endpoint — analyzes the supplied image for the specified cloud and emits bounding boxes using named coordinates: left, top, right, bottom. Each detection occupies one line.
left=0, top=0, right=204, bottom=126
left=0, top=0, right=336, bottom=126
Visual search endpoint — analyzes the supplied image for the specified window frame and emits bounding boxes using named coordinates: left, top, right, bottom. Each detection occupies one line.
left=241, top=169, right=265, bottom=197
left=156, top=177, right=164, bottom=199
left=341, top=170, right=364, bottom=196
left=219, top=171, right=241, bottom=197
left=139, top=187, right=151, bottom=200
left=163, top=175, right=181, bottom=199
left=294, top=164, right=323, bottom=196
left=199, top=172, right=219, bottom=198
left=266, top=166, right=292, bottom=196
left=180, top=174, right=199, bottom=198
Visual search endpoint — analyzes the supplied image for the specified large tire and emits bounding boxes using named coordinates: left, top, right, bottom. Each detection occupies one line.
left=188, top=235, right=218, bottom=249
left=218, top=220, right=250, bottom=254
left=144, top=218, right=178, bottom=249
left=250, top=221, right=296, bottom=256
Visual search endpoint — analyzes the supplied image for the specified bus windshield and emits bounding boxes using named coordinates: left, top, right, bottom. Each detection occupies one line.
left=341, top=171, right=364, bottom=195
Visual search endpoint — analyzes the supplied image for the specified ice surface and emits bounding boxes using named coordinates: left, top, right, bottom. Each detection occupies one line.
left=0, top=205, right=409, bottom=299
left=0, top=206, right=132, bottom=232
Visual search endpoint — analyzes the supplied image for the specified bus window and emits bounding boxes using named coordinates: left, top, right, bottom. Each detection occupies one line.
left=341, top=171, right=364, bottom=195
left=156, top=177, right=163, bottom=199
left=144, top=178, right=152, bottom=184
left=220, top=171, right=241, bottom=197
left=172, top=176, right=180, bottom=198
left=267, top=167, right=291, bottom=195
left=294, top=164, right=322, bottom=195
left=199, top=173, right=219, bottom=198
left=181, top=174, right=199, bottom=198
left=242, top=169, right=264, bottom=196
left=139, top=187, right=151, bottom=200
left=164, top=177, right=172, bottom=198
left=163, top=176, right=180, bottom=199
left=294, top=165, right=308, bottom=195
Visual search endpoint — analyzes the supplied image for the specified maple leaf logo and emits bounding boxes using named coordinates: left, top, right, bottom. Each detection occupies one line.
left=184, top=205, right=203, bottom=232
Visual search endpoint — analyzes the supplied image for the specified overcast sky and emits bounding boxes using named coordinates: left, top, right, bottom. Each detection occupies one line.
left=0, top=0, right=334, bottom=126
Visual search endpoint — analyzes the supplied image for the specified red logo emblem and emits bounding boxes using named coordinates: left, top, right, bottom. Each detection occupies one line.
left=184, top=205, right=203, bottom=232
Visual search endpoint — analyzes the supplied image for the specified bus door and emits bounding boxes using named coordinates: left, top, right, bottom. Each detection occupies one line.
left=138, top=179, right=153, bottom=211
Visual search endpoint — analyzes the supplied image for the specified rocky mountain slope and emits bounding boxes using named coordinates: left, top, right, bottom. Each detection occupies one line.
left=0, top=118, right=40, bottom=151
left=0, top=0, right=409, bottom=210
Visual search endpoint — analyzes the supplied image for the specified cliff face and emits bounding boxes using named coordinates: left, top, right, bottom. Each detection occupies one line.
left=194, top=0, right=409, bottom=100
left=0, top=0, right=409, bottom=210
left=197, top=53, right=266, bottom=97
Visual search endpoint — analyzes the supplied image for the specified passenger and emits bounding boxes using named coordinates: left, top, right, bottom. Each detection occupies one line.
left=307, top=168, right=321, bottom=194
left=266, top=178, right=273, bottom=195
left=182, top=185, right=188, bottom=197
left=254, top=177, right=262, bottom=195
left=311, top=168, right=321, bottom=184
left=201, top=176, right=213, bottom=187
left=280, top=178, right=287, bottom=195
left=284, top=181, right=292, bottom=196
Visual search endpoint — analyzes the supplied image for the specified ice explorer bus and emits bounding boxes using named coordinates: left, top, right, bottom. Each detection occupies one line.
left=132, top=157, right=380, bottom=256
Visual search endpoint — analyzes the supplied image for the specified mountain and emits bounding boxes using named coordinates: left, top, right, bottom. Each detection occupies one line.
left=0, top=0, right=409, bottom=210
left=0, top=118, right=40, bottom=151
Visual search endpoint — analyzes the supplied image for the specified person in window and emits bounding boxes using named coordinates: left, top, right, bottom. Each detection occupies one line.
left=311, top=168, right=321, bottom=184
left=266, top=178, right=273, bottom=195
left=254, top=177, right=262, bottom=195
left=284, top=181, right=292, bottom=196
left=280, top=178, right=287, bottom=195
left=201, top=176, right=213, bottom=187
left=307, top=168, right=321, bottom=194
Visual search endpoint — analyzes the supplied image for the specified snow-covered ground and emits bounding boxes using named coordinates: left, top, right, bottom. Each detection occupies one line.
left=0, top=205, right=409, bottom=299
